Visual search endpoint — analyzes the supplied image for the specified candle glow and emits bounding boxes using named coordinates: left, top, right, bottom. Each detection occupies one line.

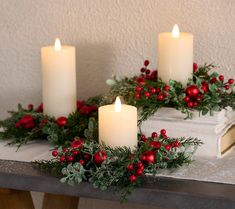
left=54, top=38, right=61, bottom=51
left=172, top=24, right=180, bottom=38
left=115, top=96, right=122, bottom=112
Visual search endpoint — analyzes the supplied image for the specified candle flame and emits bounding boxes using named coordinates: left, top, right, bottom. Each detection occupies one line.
left=172, top=24, right=180, bottom=38
left=115, top=96, right=122, bottom=112
left=54, top=38, right=61, bottom=51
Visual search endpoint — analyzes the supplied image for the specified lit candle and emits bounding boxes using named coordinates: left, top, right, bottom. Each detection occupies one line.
left=41, top=38, right=77, bottom=117
left=157, top=24, right=193, bottom=86
left=98, top=97, right=138, bottom=151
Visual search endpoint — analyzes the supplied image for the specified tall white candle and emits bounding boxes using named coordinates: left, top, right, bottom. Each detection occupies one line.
left=98, top=97, right=137, bottom=151
left=157, top=24, right=193, bottom=86
left=41, top=38, right=77, bottom=118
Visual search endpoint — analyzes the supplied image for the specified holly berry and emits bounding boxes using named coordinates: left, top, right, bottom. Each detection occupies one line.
left=93, top=151, right=107, bottom=166
left=130, top=175, right=136, bottom=182
left=28, top=104, right=34, bottom=111
left=60, top=156, right=66, bottom=163
left=145, top=69, right=151, bottom=75
left=186, top=85, right=200, bottom=98
left=228, top=79, right=234, bottom=85
left=15, top=122, right=20, bottom=128
left=150, top=88, right=157, bottom=94
left=219, top=75, right=224, bottom=82
left=67, top=155, right=74, bottom=162
left=137, top=162, right=144, bottom=169
left=184, top=96, right=190, bottom=102
left=173, top=140, right=181, bottom=148
left=136, top=77, right=146, bottom=85
left=193, top=102, right=198, bottom=107
left=149, top=141, right=161, bottom=149
left=77, top=100, right=85, bottom=110
left=144, top=92, right=151, bottom=98
left=140, top=155, right=146, bottom=161
left=140, top=67, right=146, bottom=73
left=144, top=60, right=150, bottom=67
left=165, top=144, right=172, bottom=151
left=136, top=168, right=144, bottom=176
left=63, top=148, right=69, bottom=153
left=79, top=159, right=85, bottom=166
left=196, top=95, right=203, bottom=102
left=83, top=154, right=91, bottom=161
left=210, top=77, right=217, bottom=84
left=151, top=132, right=158, bottom=138
left=127, top=163, right=134, bottom=171
left=143, top=151, right=155, bottom=164
left=164, top=85, right=171, bottom=91
left=72, top=149, right=79, bottom=155
left=52, top=150, right=58, bottom=157
left=56, top=116, right=67, bottom=127
left=201, top=85, right=209, bottom=93
left=156, top=88, right=161, bottom=93
left=224, top=85, right=230, bottom=90
left=160, top=129, right=166, bottom=135
left=134, top=93, right=141, bottom=100
left=193, top=63, right=198, bottom=72
left=71, top=139, right=84, bottom=149
left=187, top=101, right=194, bottom=108
left=36, top=103, right=43, bottom=113
left=157, top=94, right=164, bottom=101
left=135, top=86, right=142, bottom=92
left=141, top=134, right=147, bottom=142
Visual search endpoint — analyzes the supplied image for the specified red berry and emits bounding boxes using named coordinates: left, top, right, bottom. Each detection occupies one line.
left=224, top=85, right=230, bottom=90
left=210, top=77, right=217, bottom=84
left=137, top=162, right=144, bottom=169
left=60, top=156, right=66, bottom=163
left=36, top=103, right=43, bottom=113
left=56, top=116, right=67, bottom=127
left=93, top=150, right=107, bottom=166
left=144, top=151, right=155, bottom=164
left=164, top=85, right=171, bottom=91
left=77, top=100, right=85, bottom=110
left=140, top=67, right=146, bottom=73
left=165, top=144, right=172, bottom=151
left=28, top=104, right=34, bottom=111
left=228, top=79, right=234, bottom=85
left=149, top=141, right=161, bottom=149
left=184, top=96, right=190, bottom=102
left=127, top=163, right=134, bottom=171
left=219, top=75, right=224, bottom=82
left=67, top=155, right=74, bottom=162
left=83, top=154, right=91, bottom=161
left=136, top=168, right=143, bottom=176
left=144, top=92, right=151, bottom=98
left=145, top=69, right=151, bottom=75
left=157, top=94, right=164, bottom=101
left=186, top=85, right=200, bottom=98
left=156, top=88, right=161, bottom=93
left=79, top=159, right=85, bottom=165
left=141, top=134, right=147, bottom=142
left=72, top=149, right=79, bottom=155
left=130, top=175, right=136, bottom=182
left=136, top=77, right=146, bottom=85
left=63, top=148, right=69, bottom=153
left=196, top=95, right=203, bottom=102
left=173, top=140, right=181, bottom=148
left=71, top=139, right=84, bottom=149
left=187, top=101, right=194, bottom=108
left=140, top=155, right=146, bottom=161
left=144, top=60, right=150, bottom=67
left=151, top=132, right=158, bottom=138
left=150, top=88, right=157, bottom=94
left=193, top=63, right=198, bottom=72
left=15, top=122, right=20, bottom=128
left=134, top=93, right=141, bottom=99
left=201, top=85, right=209, bottom=93
left=193, top=102, right=198, bottom=107
left=135, top=86, right=142, bottom=92
left=52, top=150, right=58, bottom=157
left=160, top=129, right=166, bottom=135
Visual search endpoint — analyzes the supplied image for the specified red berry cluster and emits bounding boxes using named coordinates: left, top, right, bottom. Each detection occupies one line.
left=77, top=100, right=98, bottom=115
left=52, top=138, right=107, bottom=166
left=140, top=60, right=157, bottom=81
left=35, top=103, right=43, bottom=113
left=184, top=85, right=202, bottom=108
left=129, top=129, right=181, bottom=183
left=15, top=114, right=35, bottom=129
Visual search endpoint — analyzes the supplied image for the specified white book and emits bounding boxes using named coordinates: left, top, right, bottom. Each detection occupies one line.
left=141, top=107, right=235, bottom=157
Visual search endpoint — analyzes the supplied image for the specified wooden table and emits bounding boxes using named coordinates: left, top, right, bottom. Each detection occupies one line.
left=0, top=159, right=235, bottom=209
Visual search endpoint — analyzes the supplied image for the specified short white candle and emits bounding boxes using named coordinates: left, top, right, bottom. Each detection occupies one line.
left=41, top=38, right=77, bottom=118
left=157, top=24, right=193, bottom=86
left=98, top=97, right=138, bottom=151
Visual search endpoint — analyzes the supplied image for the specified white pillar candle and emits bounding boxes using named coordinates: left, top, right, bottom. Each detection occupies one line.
left=41, top=38, right=77, bottom=118
left=98, top=97, right=138, bottom=151
left=157, top=24, right=193, bottom=86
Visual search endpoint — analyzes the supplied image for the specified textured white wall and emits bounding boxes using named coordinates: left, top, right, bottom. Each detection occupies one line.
left=0, top=0, right=235, bottom=119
